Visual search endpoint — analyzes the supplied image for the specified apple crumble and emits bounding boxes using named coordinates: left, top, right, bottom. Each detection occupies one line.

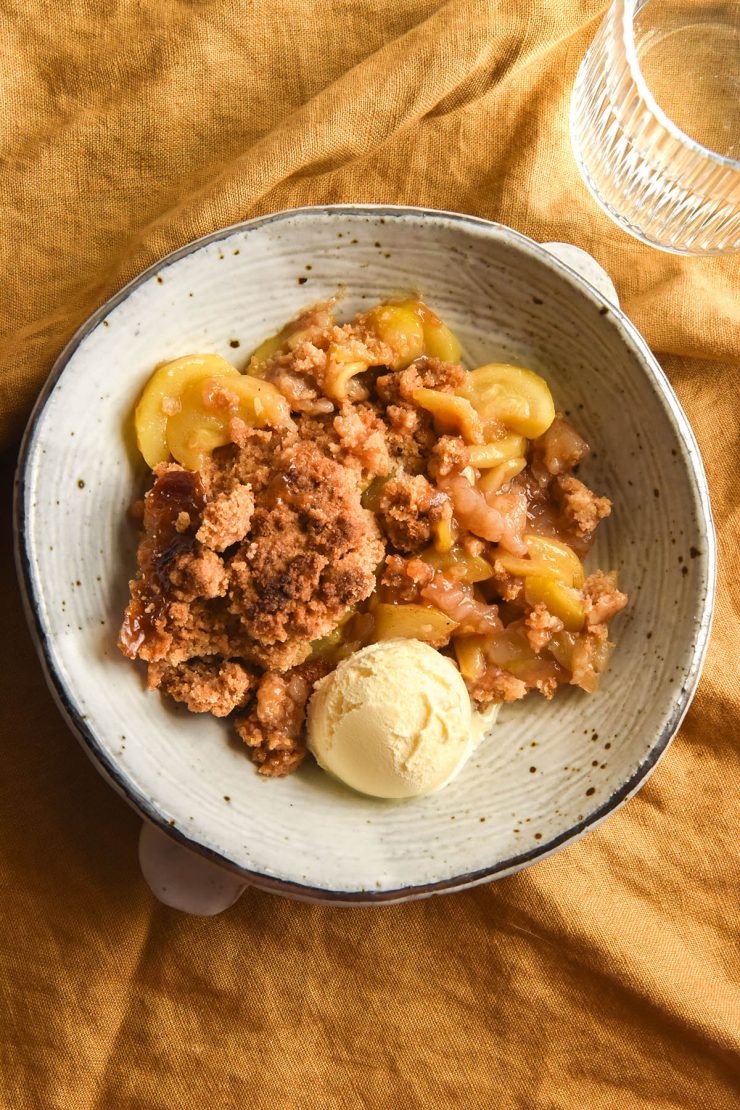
left=119, top=298, right=627, bottom=776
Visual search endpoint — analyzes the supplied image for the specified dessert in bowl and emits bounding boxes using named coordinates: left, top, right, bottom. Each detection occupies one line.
left=15, top=206, right=714, bottom=902
left=119, top=294, right=628, bottom=798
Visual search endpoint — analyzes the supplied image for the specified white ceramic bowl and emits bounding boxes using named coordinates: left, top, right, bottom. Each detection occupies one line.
left=15, top=206, right=715, bottom=904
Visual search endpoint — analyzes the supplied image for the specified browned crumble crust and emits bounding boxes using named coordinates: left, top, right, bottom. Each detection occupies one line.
left=381, top=554, right=435, bottom=602
left=525, top=603, right=565, bottom=653
left=228, top=439, right=384, bottom=665
left=148, top=658, right=256, bottom=717
left=583, top=570, right=628, bottom=626
left=233, top=659, right=332, bottom=774
left=376, top=357, right=466, bottom=402
left=467, top=666, right=527, bottom=705
left=333, top=403, right=391, bottom=476
left=377, top=474, right=448, bottom=553
left=554, top=475, right=612, bottom=539
left=120, top=300, right=627, bottom=777
left=196, top=485, right=254, bottom=551
left=429, top=435, right=470, bottom=479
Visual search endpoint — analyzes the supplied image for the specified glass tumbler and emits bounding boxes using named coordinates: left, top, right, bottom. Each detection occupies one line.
left=571, top=0, right=740, bottom=253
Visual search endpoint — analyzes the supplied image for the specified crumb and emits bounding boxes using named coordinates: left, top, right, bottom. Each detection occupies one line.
left=467, top=665, right=527, bottom=705
left=196, top=485, right=254, bottom=551
left=554, top=475, right=611, bottom=539
left=234, top=664, right=329, bottom=776
left=168, top=550, right=228, bottom=602
left=377, top=473, right=448, bottom=552
left=149, top=658, right=256, bottom=716
left=377, top=357, right=466, bottom=403
left=525, top=602, right=564, bottom=652
left=490, top=560, right=524, bottom=601
left=333, top=402, right=391, bottom=476
left=429, top=435, right=469, bottom=479
left=381, top=554, right=435, bottom=602
left=583, top=570, right=628, bottom=626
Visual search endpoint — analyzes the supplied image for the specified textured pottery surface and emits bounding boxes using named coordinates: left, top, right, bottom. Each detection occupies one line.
left=16, top=206, right=714, bottom=902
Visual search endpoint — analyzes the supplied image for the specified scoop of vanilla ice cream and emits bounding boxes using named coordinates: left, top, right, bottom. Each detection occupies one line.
left=308, top=638, right=484, bottom=799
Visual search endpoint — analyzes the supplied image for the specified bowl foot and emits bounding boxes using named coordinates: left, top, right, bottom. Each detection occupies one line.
left=138, top=822, right=247, bottom=915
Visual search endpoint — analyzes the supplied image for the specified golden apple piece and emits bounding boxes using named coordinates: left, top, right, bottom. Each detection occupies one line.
left=420, top=545, right=494, bottom=584
left=522, top=535, right=585, bottom=588
left=524, top=576, right=585, bottom=632
left=468, top=435, right=528, bottom=468
left=412, top=388, right=486, bottom=444
left=458, top=363, right=556, bottom=439
left=365, top=304, right=425, bottom=369
left=547, top=629, right=578, bottom=671
left=431, top=503, right=456, bottom=553
left=453, top=635, right=488, bottom=680
left=392, top=299, right=462, bottom=363
left=419, top=309, right=462, bottom=363
left=481, top=626, right=539, bottom=669
left=477, top=457, right=527, bottom=494
left=373, top=602, right=458, bottom=647
left=165, top=374, right=291, bottom=471
left=134, top=354, right=240, bottom=468
left=494, top=534, right=585, bottom=588
left=309, top=610, right=356, bottom=660
left=361, top=475, right=390, bottom=512
left=324, top=343, right=370, bottom=401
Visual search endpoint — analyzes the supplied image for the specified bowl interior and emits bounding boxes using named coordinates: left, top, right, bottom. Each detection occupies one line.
left=18, top=208, right=713, bottom=899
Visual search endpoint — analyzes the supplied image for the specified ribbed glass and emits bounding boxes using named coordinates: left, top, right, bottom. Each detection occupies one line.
left=571, top=0, right=740, bottom=254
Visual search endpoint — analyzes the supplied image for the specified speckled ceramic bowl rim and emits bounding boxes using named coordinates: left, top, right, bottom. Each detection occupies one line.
left=14, top=204, right=716, bottom=905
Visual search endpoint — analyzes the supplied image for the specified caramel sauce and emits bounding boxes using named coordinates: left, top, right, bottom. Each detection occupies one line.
left=261, top=462, right=313, bottom=512
left=118, top=595, right=156, bottom=658
left=142, top=468, right=206, bottom=588
left=119, top=470, right=206, bottom=658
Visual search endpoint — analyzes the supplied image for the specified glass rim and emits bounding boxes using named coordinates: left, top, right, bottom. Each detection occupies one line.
left=622, top=0, right=740, bottom=171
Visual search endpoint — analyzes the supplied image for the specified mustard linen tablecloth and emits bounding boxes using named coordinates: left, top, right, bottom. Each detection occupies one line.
left=1, top=2, right=738, bottom=1106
